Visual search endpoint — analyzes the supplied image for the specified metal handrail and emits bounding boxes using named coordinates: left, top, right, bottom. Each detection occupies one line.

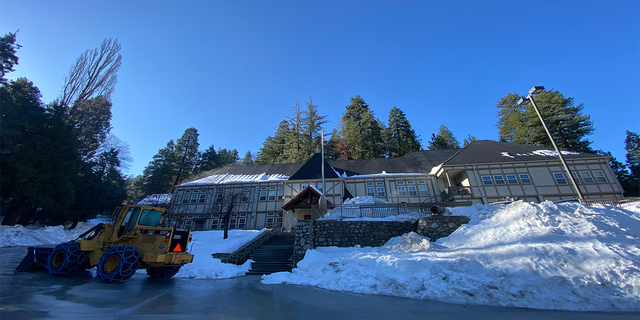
left=212, top=228, right=278, bottom=265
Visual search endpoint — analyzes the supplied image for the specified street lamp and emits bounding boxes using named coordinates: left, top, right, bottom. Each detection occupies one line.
left=517, top=86, right=585, bottom=202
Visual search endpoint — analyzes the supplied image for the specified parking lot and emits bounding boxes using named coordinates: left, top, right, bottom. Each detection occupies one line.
left=1, top=246, right=637, bottom=320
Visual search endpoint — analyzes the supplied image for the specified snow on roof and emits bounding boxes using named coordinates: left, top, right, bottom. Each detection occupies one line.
left=137, top=194, right=172, bottom=205
left=346, top=172, right=427, bottom=179
left=502, top=150, right=580, bottom=158
left=181, top=173, right=289, bottom=186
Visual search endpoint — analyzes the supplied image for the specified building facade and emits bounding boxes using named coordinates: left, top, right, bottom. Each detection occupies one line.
left=169, top=140, right=624, bottom=231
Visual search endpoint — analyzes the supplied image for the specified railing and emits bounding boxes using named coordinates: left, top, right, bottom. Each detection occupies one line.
left=321, top=201, right=473, bottom=220
left=211, top=228, right=278, bottom=265
left=441, top=187, right=473, bottom=202
left=581, top=197, right=640, bottom=207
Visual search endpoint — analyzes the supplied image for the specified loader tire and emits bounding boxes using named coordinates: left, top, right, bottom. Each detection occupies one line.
left=146, top=266, right=181, bottom=279
left=97, top=245, right=141, bottom=284
left=46, top=241, right=87, bottom=276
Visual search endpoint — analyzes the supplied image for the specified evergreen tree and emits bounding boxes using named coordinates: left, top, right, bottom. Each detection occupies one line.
left=463, top=134, right=477, bottom=147
left=385, top=106, right=421, bottom=157
left=326, top=127, right=349, bottom=161
left=283, top=101, right=306, bottom=163
left=217, top=148, right=239, bottom=166
left=67, top=96, right=113, bottom=161
left=195, top=145, right=220, bottom=174
left=340, top=95, right=385, bottom=159
left=428, top=125, right=460, bottom=150
left=259, top=120, right=291, bottom=164
left=624, top=131, right=639, bottom=196
left=302, top=96, right=328, bottom=158
left=0, top=78, right=79, bottom=225
left=173, top=127, right=200, bottom=186
left=0, top=31, right=21, bottom=84
left=497, top=89, right=594, bottom=152
left=240, top=150, right=256, bottom=166
left=142, top=140, right=178, bottom=195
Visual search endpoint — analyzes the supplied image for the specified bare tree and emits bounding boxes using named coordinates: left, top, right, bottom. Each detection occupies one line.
left=60, top=38, right=122, bottom=108
left=213, top=188, right=248, bottom=239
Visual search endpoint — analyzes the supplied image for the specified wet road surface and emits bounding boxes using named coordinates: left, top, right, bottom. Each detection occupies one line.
left=1, top=246, right=637, bottom=320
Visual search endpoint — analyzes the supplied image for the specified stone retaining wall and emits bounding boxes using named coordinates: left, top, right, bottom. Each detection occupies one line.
left=294, top=216, right=469, bottom=257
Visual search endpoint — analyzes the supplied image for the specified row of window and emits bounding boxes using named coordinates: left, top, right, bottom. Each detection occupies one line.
left=481, top=171, right=607, bottom=186
left=555, top=171, right=607, bottom=185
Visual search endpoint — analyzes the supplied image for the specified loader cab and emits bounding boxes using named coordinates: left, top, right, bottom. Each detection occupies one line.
left=115, top=206, right=166, bottom=238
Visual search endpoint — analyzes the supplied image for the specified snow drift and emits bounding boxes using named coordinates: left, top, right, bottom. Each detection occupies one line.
left=263, top=201, right=640, bottom=312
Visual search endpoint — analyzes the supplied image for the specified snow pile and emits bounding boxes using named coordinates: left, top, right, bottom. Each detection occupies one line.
left=321, top=196, right=427, bottom=221
left=263, top=201, right=640, bottom=312
left=0, top=220, right=105, bottom=248
left=173, top=229, right=265, bottom=279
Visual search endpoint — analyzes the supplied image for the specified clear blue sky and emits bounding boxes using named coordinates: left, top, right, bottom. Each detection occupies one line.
left=1, top=0, right=638, bottom=176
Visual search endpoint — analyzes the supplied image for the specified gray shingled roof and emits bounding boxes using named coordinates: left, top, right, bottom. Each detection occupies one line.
left=204, top=162, right=302, bottom=177
left=442, top=140, right=605, bottom=166
left=329, top=149, right=458, bottom=175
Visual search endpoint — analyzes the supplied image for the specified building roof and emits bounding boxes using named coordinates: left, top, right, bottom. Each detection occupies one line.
left=289, top=152, right=341, bottom=180
left=329, top=149, right=458, bottom=176
left=442, top=140, right=605, bottom=166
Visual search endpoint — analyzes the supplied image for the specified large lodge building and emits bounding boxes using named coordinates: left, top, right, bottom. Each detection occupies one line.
left=167, top=140, right=624, bottom=231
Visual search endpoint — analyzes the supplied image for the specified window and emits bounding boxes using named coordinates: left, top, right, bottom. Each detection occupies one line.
left=192, top=190, right=199, bottom=193
left=396, top=181, right=405, bottom=185
left=243, top=187, right=250, bottom=191
left=366, top=187, right=375, bottom=197
left=239, top=213, right=247, bottom=217
left=593, top=171, right=607, bottom=183
left=184, top=190, right=191, bottom=193
left=397, top=186, right=407, bottom=196
left=267, top=212, right=275, bottom=216
left=506, top=175, right=518, bottom=184
left=277, top=190, right=284, bottom=200
left=366, top=182, right=374, bottom=186
left=493, top=175, right=506, bottom=185
left=278, top=186, right=283, bottom=189
left=259, top=191, right=267, bottom=201
left=215, top=191, right=224, bottom=203
left=268, top=191, right=276, bottom=201
left=138, top=209, right=163, bottom=226
left=572, top=172, right=581, bottom=184
left=266, top=217, right=274, bottom=227
left=190, top=194, right=198, bottom=204
left=376, top=187, right=386, bottom=197
left=376, top=182, right=384, bottom=186
left=260, top=186, right=268, bottom=190
left=301, top=183, right=308, bottom=189
left=269, top=186, right=276, bottom=190
left=317, top=183, right=323, bottom=191
left=481, top=176, right=493, bottom=185
left=211, top=219, right=219, bottom=229
left=182, top=195, right=189, bottom=204
left=238, top=218, right=246, bottom=229
left=408, top=186, right=418, bottom=196
left=553, top=173, right=568, bottom=184
left=242, top=191, right=250, bottom=202
left=229, top=219, right=237, bottom=229
left=407, top=181, right=415, bottom=185
left=417, top=180, right=426, bottom=184
left=418, top=185, right=428, bottom=196
left=199, top=194, right=206, bottom=203
left=519, top=174, right=532, bottom=184
left=580, top=172, right=594, bottom=183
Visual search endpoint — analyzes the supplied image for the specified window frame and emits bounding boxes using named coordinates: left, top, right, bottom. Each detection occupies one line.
left=418, top=185, right=429, bottom=196
left=376, top=186, right=386, bottom=197
left=553, top=173, right=568, bottom=185
left=397, top=186, right=407, bottom=196
left=593, top=171, right=607, bottom=183
left=519, top=174, right=532, bottom=184
left=408, top=185, right=418, bottom=196
left=493, top=175, right=506, bottom=185
left=506, top=174, right=518, bottom=184
left=366, top=187, right=375, bottom=197
left=481, top=176, right=493, bottom=185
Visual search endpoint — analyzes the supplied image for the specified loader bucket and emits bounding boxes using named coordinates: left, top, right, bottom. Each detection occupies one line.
left=16, top=245, right=55, bottom=272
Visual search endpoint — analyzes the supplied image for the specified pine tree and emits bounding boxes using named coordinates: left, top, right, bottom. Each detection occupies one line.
left=463, top=134, right=477, bottom=147
left=624, top=131, right=639, bottom=196
left=195, top=145, right=220, bottom=174
left=302, top=96, right=329, bottom=159
left=340, top=95, right=385, bottom=159
left=385, top=106, right=421, bottom=157
left=142, top=140, right=178, bottom=195
left=283, top=101, right=306, bottom=163
left=428, top=125, right=460, bottom=150
left=258, top=120, right=290, bottom=164
left=173, top=127, right=200, bottom=186
left=240, top=150, right=256, bottom=166
left=0, top=31, right=21, bottom=84
left=497, top=90, right=594, bottom=152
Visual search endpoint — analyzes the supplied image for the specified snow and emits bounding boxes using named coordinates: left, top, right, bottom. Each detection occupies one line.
left=263, top=201, right=640, bottom=312
left=182, top=173, right=288, bottom=185
left=137, top=194, right=172, bottom=205
left=3, top=200, right=639, bottom=312
left=320, top=196, right=428, bottom=221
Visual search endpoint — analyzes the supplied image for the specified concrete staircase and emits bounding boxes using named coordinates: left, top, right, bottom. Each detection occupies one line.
left=246, top=233, right=295, bottom=275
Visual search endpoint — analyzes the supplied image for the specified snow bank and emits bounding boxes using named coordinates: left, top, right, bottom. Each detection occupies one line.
left=321, top=196, right=428, bottom=221
left=263, top=201, right=640, bottom=312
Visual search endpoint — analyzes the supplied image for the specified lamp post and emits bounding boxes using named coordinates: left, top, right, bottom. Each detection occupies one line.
left=517, top=86, right=585, bottom=202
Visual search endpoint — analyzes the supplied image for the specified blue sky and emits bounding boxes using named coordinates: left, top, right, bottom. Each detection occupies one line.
left=1, top=0, right=638, bottom=176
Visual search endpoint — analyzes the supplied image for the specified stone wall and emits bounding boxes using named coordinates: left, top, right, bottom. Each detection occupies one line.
left=294, top=216, right=469, bottom=258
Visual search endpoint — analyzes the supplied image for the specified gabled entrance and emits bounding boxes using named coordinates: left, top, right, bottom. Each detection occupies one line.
left=281, top=185, right=334, bottom=232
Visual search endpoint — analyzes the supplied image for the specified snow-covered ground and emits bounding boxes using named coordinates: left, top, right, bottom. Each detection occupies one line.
left=263, top=201, right=640, bottom=312
left=2, top=200, right=639, bottom=312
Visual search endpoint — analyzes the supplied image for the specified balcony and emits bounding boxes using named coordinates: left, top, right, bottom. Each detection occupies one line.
left=440, top=187, right=473, bottom=202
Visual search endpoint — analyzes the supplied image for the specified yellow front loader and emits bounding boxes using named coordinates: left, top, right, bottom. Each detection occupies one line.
left=17, top=204, right=194, bottom=283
